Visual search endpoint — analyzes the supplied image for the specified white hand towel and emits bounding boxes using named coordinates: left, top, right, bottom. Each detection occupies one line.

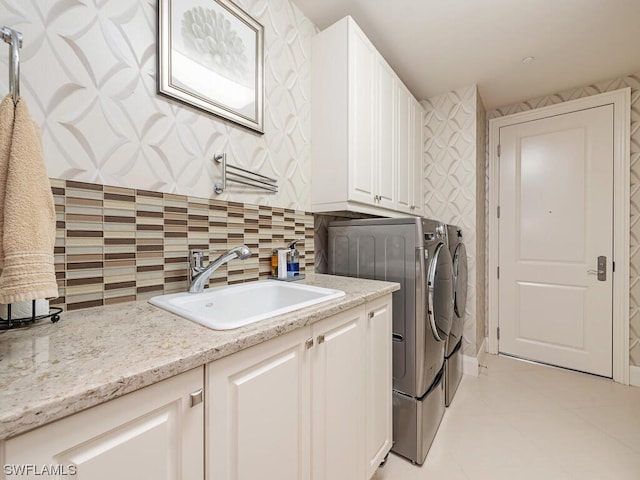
left=0, top=97, right=58, bottom=303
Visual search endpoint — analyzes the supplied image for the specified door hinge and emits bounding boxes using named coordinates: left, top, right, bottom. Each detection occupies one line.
left=497, top=206, right=500, bottom=218
left=613, top=260, right=615, bottom=273
left=497, top=327, right=500, bottom=340
left=497, top=144, right=501, bottom=157
left=497, top=266, right=500, bottom=279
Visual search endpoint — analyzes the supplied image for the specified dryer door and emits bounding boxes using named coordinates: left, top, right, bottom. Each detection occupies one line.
left=447, top=242, right=467, bottom=355
left=453, top=242, right=468, bottom=319
left=427, top=243, right=454, bottom=342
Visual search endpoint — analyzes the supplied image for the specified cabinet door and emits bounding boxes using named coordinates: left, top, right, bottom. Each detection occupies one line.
left=348, top=25, right=377, bottom=205
left=396, top=83, right=412, bottom=212
left=4, top=368, right=204, bottom=480
left=377, top=59, right=396, bottom=209
left=411, top=98, right=425, bottom=214
left=312, top=306, right=365, bottom=480
left=207, top=328, right=311, bottom=480
left=365, top=295, right=393, bottom=478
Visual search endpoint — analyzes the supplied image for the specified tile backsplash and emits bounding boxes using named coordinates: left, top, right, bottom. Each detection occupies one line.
left=50, top=179, right=315, bottom=311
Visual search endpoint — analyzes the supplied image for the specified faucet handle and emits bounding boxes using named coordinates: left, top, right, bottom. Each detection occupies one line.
left=190, top=249, right=216, bottom=256
left=190, top=249, right=216, bottom=271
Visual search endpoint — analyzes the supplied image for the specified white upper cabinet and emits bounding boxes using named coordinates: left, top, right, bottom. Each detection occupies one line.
left=395, top=84, right=424, bottom=215
left=396, top=82, right=412, bottom=212
left=311, top=16, right=422, bottom=217
left=376, top=56, right=397, bottom=209
left=411, top=97, right=425, bottom=215
left=348, top=24, right=378, bottom=205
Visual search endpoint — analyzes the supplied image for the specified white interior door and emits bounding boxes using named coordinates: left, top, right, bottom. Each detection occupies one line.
left=498, top=104, right=614, bottom=377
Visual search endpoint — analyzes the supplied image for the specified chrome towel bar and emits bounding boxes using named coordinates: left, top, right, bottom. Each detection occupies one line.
left=214, top=152, right=278, bottom=194
left=1, top=26, right=22, bottom=105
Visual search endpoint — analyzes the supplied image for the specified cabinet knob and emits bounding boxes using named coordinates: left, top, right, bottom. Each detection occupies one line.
left=317, top=334, right=325, bottom=344
left=190, top=388, right=204, bottom=408
left=305, top=337, right=314, bottom=349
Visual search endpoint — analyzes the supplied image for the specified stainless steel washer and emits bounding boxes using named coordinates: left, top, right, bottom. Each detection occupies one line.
left=328, top=217, right=453, bottom=465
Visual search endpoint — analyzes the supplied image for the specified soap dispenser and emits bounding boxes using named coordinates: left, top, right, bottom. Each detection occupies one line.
left=286, top=239, right=301, bottom=278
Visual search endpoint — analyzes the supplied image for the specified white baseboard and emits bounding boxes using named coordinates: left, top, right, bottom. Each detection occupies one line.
left=462, top=337, right=487, bottom=378
left=630, top=365, right=640, bottom=387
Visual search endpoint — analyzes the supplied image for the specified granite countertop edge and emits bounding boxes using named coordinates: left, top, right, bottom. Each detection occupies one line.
left=0, top=274, right=399, bottom=440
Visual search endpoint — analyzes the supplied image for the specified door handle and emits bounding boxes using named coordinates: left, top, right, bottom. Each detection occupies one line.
left=587, top=256, right=606, bottom=281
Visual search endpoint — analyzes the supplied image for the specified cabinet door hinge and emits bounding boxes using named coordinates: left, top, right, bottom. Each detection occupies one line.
left=497, top=327, right=500, bottom=340
left=497, top=144, right=501, bottom=157
left=497, top=266, right=500, bottom=279
left=497, top=206, right=500, bottom=218
left=613, top=260, right=616, bottom=273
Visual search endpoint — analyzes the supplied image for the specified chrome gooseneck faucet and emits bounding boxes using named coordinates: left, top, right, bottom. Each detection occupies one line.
left=188, top=245, right=252, bottom=293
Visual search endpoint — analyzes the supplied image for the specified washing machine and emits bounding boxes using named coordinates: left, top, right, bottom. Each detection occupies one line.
left=445, top=224, right=467, bottom=406
left=327, top=217, right=453, bottom=465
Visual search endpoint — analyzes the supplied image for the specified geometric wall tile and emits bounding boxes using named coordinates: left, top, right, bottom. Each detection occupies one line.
left=422, top=84, right=486, bottom=357
left=0, top=0, right=316, bottom=210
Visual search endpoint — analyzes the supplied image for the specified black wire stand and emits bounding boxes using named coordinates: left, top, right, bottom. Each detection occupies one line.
left=0, top=300, right=62, bottom=330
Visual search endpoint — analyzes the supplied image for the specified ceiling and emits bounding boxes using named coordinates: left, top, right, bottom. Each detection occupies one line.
left=291, top=0, right=640, bottom=109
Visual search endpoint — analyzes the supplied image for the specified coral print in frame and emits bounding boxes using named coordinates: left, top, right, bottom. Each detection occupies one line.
left=159, top=0, right=264, bottom=133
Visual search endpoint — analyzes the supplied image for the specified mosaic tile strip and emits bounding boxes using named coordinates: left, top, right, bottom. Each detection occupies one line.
left=50, top=180, right=315, bottom=311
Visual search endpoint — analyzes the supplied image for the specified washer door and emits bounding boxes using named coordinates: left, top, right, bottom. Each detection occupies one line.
left=453, top=242, right=468, bottom=319
left=427, top=242, right=454, bottom=342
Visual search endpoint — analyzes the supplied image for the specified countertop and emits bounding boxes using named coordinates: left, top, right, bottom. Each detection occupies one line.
left=0, top=274, right=399, bottom=440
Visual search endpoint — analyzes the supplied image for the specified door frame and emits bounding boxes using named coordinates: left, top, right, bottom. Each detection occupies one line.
left=488, top=88, right=631, bottom=384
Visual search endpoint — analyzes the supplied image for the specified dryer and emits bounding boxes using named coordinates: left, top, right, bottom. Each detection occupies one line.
left=445, top=224, right=467, bottom=406
left=328, top=217, right=453, bottom=465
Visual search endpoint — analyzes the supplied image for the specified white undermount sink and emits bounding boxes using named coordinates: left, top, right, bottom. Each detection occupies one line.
left=149, top=280, right=345, bottom=330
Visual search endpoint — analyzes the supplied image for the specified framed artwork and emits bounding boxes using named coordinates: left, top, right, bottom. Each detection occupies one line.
left=158, top=0, right=264, bottom=133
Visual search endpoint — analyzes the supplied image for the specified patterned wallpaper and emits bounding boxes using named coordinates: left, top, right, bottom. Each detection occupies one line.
left=0, top=0, right=315, bottom=210
left=421, top=84, right=486, bottom=358
left=487, top=72, right=640, bottom=367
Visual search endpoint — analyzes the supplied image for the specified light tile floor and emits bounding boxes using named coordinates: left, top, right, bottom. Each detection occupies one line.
left=373, top=354, right=640, bottom=480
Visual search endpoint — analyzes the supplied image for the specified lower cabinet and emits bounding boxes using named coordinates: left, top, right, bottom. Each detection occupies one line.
left=207, top=326, right=311, bottom=480
left=0, top=295, right=393, bottom=480
left=311, top=305, right=365, bottom=480
left=365, top=296, right=393, bottom=478
left=207, top=295, right=393, bottom=480
left=2, top=367, right=204, bottom=480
